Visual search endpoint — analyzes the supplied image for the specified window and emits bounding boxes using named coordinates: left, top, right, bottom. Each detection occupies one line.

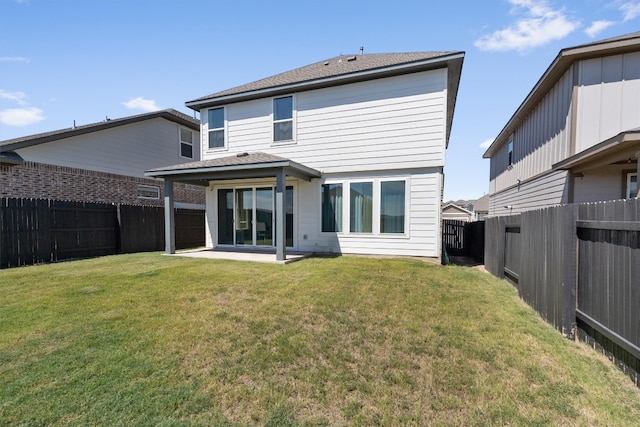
left=179, top=128, right=193, bottom=159
left=350, top=182, right=373, bottom=233
left=137, top=184, right=160, bottom=200
left=208, top=107, right=225, bottom=149
left=321, top=183, right=343, bottom=232
left=626, top=173, right=638, bottom=199
left=507, top=137, right=514, bottom=166
left=273, top=96, right=293, bottom=142
left=321, top=178, right=407, bottom=235
left=380, top=181, right=405, bottom=233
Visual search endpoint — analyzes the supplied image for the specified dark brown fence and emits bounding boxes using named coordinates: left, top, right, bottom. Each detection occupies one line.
left=485, top=198, right=639, bottom=385
left=1, top=198, right=205, bottom=268
left=442, top=219, right=485, bottom=263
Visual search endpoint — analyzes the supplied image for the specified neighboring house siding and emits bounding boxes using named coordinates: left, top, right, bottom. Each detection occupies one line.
left=16, top=118, right=199, bottom=179
left=203, top=69, right=447, bottom=172
left=489, top=170, right=568, bottom=216
left=575, top=52, right=640, bottom=152
left=490, top=68, right=573, bottom=195
left=573, top=165, right=634, bottom=203
left=1, top=161, right=204, bottom=206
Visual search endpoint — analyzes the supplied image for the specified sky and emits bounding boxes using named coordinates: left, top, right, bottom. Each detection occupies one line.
left=1, top=0, right=639, bottom=202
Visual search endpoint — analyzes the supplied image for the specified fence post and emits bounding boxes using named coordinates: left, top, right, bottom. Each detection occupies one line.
left=562, top=204, right=578, bottom=339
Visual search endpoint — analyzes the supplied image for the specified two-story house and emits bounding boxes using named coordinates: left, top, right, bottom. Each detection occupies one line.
left=147, top=52, right=464, bottom=260
left=483, top=32, right=640, bottom=216
left=1, top=109, right=204, bottom=207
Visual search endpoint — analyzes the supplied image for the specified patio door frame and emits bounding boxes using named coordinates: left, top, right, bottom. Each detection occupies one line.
left=216, top=183, right=295, bottom=249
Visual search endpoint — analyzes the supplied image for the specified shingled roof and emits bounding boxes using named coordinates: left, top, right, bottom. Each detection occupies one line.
left=0, top=109, right=199, bottom=152
left=186, top=51, right=464, bottom=109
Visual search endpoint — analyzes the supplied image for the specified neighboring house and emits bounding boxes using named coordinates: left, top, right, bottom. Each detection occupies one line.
left=1, top=109, right=204, bottom=207
left=471, top=194, right=489, bottom=220
left=147, top=51, right=465, bottom=260
left=483, top=32, right=640, bottom=216
left=442, top=202, right=474, bottom=222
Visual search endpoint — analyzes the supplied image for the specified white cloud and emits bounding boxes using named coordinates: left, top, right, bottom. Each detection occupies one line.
left=474, top=0, right=580, bottom=52
left=0, top=56, right=30, bottom=63
left=0, top=90, right=28, bottom=106
left=619, top=1, right=640, bottom=21
left=122, top=97, right=161, bottom=112
left=0, top=107, right=45, bottom=126
left=480, top=138, right=494, bottom=149
left=585, top=20, right=616, bottom=37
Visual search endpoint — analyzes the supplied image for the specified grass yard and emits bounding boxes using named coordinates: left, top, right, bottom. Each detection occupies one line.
left=1, top=253, right=639, bottom=426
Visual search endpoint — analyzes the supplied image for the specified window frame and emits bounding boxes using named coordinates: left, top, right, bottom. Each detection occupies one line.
left=206, top=107, right=226, bottom=151
left=179, top=127, right=194, bottom=159
left=625, top=171, right=638, bottom=199
left=272, top=95, right=296, bottom=144
left=320, top=177, right=409, bottom=237
left=507, top=136, right=514, bottom=168
left=136, top=184, right=160, bottom=200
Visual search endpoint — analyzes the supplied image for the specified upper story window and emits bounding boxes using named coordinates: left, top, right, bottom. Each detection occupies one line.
left=507, top=137, right=514, bottom=167
left=179, top=127, right=194, bottom=159
left=208, top=107, right=225, bottom=149
left=273, top=96, right=294, bottom=142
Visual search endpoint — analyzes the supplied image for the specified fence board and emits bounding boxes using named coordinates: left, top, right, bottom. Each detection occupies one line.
left=486, top=198, right=638, bottom=383
left=1, top=198, right=205, bottom=268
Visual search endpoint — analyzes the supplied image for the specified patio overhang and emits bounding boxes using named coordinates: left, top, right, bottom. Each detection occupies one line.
left=552, top=128, right=640, bottom=173
left=145, top=152, right=322, bottom=261
left=146, top=152, right=321, bottom=183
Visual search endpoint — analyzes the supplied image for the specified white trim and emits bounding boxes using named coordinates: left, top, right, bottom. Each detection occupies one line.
left=271, top=94, right=296, bottom=145
left=205, top=106, right=228, bottom=152
left=212, top=181, right=298, bottom=249
left=179, top=126, right=194, bottom=160
left=626, top=172, right=638, bottom=199
left=137, top=184, right=160, bottom=200
left=319, top=176, right=410, bottom=238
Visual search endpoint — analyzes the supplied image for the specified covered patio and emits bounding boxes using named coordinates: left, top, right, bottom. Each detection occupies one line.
left=553, top=128, right=640, bottom=201
left=146, top=152, right=321, bottom=262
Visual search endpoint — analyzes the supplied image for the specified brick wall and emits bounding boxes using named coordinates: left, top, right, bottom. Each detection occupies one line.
left=1, top=161, right=204, bottom=206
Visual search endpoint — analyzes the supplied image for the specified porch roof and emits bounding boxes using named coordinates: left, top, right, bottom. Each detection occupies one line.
left=552, top=128, right=640, bottom=172
left=145, top=152, right=322, bottom=184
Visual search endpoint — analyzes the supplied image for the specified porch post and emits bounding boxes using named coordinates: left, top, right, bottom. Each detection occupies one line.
left=275, top=168, right=286, bottom=261
left=164, top=178, right=176, bottom=254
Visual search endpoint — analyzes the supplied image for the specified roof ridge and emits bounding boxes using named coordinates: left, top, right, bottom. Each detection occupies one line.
left=187, top=51, right=461, bottom=107
left=1, top=108, right=199, bottom=149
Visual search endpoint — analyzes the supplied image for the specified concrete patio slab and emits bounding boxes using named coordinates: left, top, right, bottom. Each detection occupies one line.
left=169, top=248, right=311, bottom=264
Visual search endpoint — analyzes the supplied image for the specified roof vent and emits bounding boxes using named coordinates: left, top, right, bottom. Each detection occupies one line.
left=324, top=61, right=329, bottom=66
left=347, top=56, right=357, bottom=62
left=236, top=152, right=249, bottom=157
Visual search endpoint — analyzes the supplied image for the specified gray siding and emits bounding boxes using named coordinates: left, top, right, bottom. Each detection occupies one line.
left=489, top=170, right=569, bottom=215
left=575, top=52, right=640, bottom=152
left=490, top=67, right=573, bottom=194
left=17, top=118, right=200, bottom=178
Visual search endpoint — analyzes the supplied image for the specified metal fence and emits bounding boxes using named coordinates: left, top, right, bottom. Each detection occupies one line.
left=484, top=198, right=639, bottom=385
left=1, top=197, right=205, bottom=268
left=442, top=219, right=485, bottom=263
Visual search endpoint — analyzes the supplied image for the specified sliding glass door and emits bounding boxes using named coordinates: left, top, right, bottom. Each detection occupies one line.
left=256, top=187, right=273, bottom=246
left=217, top=186, right=292, bottom=247
left=235, top=189, right=253, bottom=245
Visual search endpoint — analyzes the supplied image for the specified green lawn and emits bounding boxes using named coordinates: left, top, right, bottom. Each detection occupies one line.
left=1, top=253, right=638, bottom=426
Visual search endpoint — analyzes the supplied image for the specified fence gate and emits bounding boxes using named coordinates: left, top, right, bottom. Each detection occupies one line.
left=442, top=220, right=466, bottom=256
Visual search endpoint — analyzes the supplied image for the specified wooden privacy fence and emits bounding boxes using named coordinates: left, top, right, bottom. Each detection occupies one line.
left=442, top=219, right=485, bottom=263
left=1, top=198, right=205, bottom=268
left=485, top=198, right=639, bottom=384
